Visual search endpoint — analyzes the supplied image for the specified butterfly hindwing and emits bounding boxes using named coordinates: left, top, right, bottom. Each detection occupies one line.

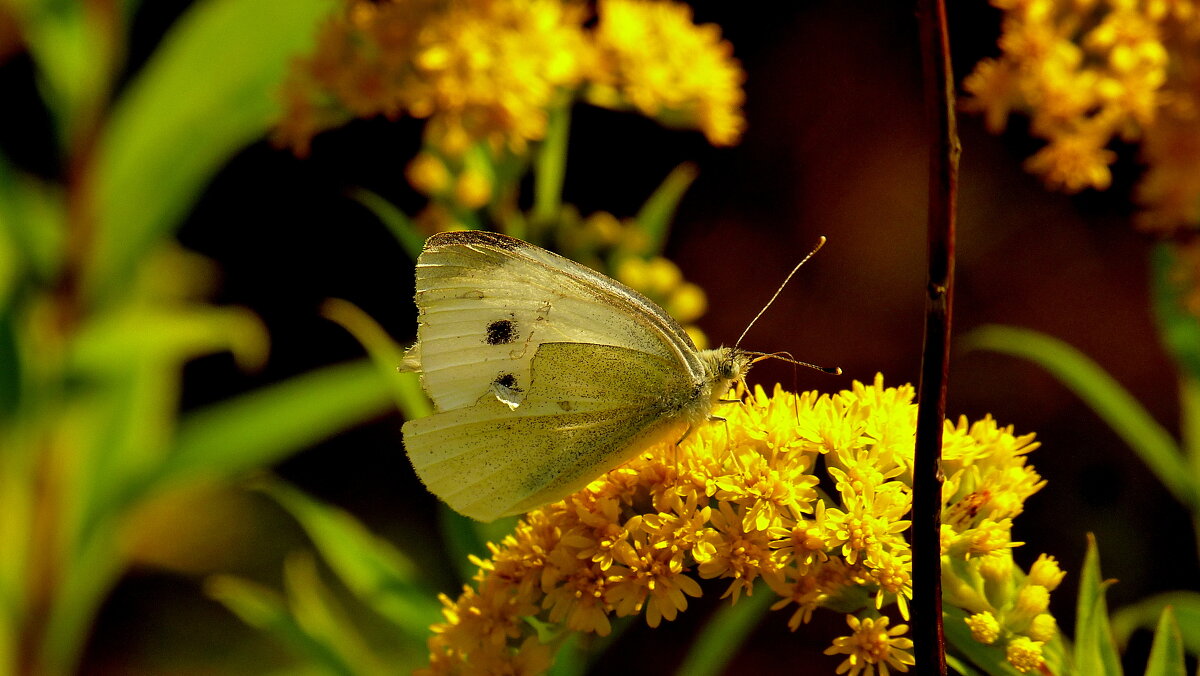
left=411, top=231, right=702, bottom=412
left=403, top=342, right=694, bottom=521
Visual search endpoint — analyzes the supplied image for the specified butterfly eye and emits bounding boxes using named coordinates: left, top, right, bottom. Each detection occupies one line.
left=486, top=319, right=518, bottom=345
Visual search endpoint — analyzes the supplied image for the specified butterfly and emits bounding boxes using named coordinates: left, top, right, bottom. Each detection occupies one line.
left=400, top=230, right=834, bottom=521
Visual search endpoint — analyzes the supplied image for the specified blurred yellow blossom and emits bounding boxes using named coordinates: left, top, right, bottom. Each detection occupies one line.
left=417, top=376, right=1062, bottom=674
left=963, top=0, right=1200, bottom=231
left=589, top=0, right=746, bottom=146
left=279, top=0, right=745, bottom=157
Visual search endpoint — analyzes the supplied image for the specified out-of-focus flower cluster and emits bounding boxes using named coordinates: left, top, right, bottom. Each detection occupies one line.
left=417, top=376, right=1061, bottom=675
left=962, top=0, right=1200, bottom=233
left=278, top=0, right=744, bottom=158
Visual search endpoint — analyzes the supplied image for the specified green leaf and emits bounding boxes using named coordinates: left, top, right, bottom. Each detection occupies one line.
left=281, top=553, right=392, bottom=675
left=943, top=605, right=1026, bottom=676
left=963, top=325, right=1198, bottom=511
left=319, top=298, right=431, bottom=421
left=206, top=575, right=358, bottom=676
left=0, top=153, right=66, bottom=289
left=1075, top=534, right=1123, bottom=676
left=674, top=581, right=773, bottom=676
left=346, top=188, right=425, bottom=261
left=260, top=480, right=440, bottom=638
left=1144, top=606, right=1186, bottom=676
left=1152, top=243, right=1200, bottom=382
left=946, top=653, right=985, bottom=676
left=1112, top=591, right=1200, bottom=657
left=85, top=0, right=334, bottom=302
left=156, top=358, right=393, bottom=487
left=5, top=0, right=117, bottom=146
left=632, top=163, right=697, bottom=255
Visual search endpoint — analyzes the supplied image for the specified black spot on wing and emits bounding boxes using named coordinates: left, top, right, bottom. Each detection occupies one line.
left=495, top=373, right=521, bottom=391
left=486, top=319, right=518, bottom=345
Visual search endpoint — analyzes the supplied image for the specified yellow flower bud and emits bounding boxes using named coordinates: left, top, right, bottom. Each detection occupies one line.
left=1028, top=613, right=1058, bottom=642
left=1028, top=554, right=1066, bottom=590
left=1005, top=636, right=1045, bottom=673
left=615, top=257, right=650, bottom=292
left=406, top=153, right=450, bottom=196
left=965, top=611, right=1001, bottom=644
left=454, top=168, right=492, bottom=209
left=645, top=257, right=683, bottom=295
left=666, top=282, right=707, bottom=324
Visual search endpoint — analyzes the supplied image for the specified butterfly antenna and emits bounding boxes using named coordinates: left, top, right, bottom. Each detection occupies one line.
left=735, top=236, right=828, bottom=349
left=745, top=350, right=841, bottom=375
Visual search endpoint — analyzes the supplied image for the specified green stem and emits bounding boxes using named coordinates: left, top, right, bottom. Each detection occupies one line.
left=532, top=101, right=571, bottom=239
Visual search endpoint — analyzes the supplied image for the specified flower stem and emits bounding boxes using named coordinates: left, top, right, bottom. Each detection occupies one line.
left=914, top=0, right=960, bottom=670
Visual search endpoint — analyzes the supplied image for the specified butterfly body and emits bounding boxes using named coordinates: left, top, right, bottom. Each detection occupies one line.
left=401, top=231, right=750, bottom=521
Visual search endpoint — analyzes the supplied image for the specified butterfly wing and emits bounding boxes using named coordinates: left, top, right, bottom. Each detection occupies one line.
left=408, top=230, right=702, bottom=412
left=403, top=342, right=695, bottom=521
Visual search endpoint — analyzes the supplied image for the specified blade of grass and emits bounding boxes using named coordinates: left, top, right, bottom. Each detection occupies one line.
left=155, top=358, right=393, bottom=488
left=1111, top=591, right=1200, bottom=656
left=632, top=163, right=698, bottom=255
left=1144, top=606, right=1186, bottom=676
left=346, top=187, right=425, bottom=261
left=86, top=0, right=334, bottom=301
left=260, top=480, right=440, bottom=638
left=1075, top=534, right=1123, bottom=676
left=963, top=325, right=1197, bottom=511
left=674, top=582, right=773, bottom=676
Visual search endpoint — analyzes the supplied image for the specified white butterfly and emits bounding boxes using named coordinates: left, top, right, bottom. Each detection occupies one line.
left=400, top=230, right=831, bottom=522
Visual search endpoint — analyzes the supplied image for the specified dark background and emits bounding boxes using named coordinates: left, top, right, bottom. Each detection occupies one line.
left=3, top=0, right=1190, bottom=673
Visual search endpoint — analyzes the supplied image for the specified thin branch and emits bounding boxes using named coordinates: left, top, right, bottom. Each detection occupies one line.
left=913, top=0, right=960, bottom=670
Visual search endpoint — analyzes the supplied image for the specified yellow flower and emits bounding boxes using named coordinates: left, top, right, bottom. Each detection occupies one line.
left=279, top=0, right=590, bottom=155
left=591, top=0, right=745, bottom=145
left=962, top=0, right=1200, bottom=230
left=1005, top=636, right=1046, bottom=673
left=965, top=611, right=1002, bottom=644
left=824, top=614, right=916, bottom=676
left=419, top=378, right=1060, bottom=673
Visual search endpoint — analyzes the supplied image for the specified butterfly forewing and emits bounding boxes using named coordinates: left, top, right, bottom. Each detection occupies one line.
left=403, top=342, right=695, bottom=521
left=412, top=231, right=702, bottom=412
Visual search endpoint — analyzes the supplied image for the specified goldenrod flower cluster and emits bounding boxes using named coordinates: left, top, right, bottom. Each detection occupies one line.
left=418, top=376, right=1061, bottom=675
left=278, top=0, right=745, bottom=157
left=962, top=0, right=1200, bottom=232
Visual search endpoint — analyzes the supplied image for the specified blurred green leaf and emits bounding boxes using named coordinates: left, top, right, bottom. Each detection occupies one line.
left=155, top=358, right=393, bottom=487
left=1152, top=243, right=1200, bottom=382
left=4, top=0, right=117, bottom=145
left=1112, top=591, right=1200, bottom=656
left=943, top=605, right=1026, bottom=676
left=963, top=325, right=1198, bottom=511
left=1075, top=534, right=1123, bottom=676
left=70, top=306, right=267, bottom=377
left=633, top=162, right=697, bottom=255
left=86, top=0, right=334, bottom=302
left=1144, top=606, right=1186, bottom=676
left=946, top=654, right=984, bottom=676
left=675, top=581, right=773, bottom=676
left=320, top=298, right=430, bottom=421
left=282, top=552, right=392, bottom=675
left=347, top=188, right=425, bottom=261
left=260, top=480, right=440, bottom=638
left=0, top=153, right=66, bottom=289
left=206, top=575, right=358, bottom=676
